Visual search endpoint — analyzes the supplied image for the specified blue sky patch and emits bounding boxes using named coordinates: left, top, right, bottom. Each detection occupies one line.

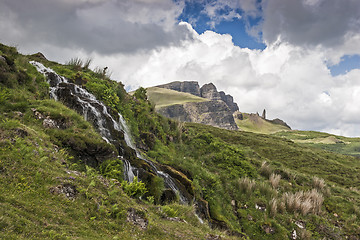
left=329, top=54, right=360, bottom=76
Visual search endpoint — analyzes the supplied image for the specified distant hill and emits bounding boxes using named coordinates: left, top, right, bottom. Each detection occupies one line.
left=147, top=81, right=291, bottom=133
left=234, top=112, right=291, bottom=134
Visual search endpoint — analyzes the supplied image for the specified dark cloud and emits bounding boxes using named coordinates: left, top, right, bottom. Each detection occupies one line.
left=0, top=0, right=190, bottom=55
left=261, top=0, right=360, bottom=48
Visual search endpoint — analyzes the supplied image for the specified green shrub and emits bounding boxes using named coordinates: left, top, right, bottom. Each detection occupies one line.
left=121, top=177, right=147, bottom=199
left=99, top=158, right=124, bottom=182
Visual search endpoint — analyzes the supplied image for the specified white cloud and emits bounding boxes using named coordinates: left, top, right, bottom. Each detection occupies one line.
left=102, top=23, right=360, bottom=136
left=260, top=0, right=360, bottom=64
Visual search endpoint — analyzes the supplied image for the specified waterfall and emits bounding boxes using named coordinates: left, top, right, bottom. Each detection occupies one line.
left=31, top=61, right=186, bottom=203
left=30, top=61, right=135, bottom=182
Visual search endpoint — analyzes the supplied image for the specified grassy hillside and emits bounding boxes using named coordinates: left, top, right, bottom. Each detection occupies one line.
left=146, top=87, right=208, bottom=109
left=1, top=42, right=359, bottom=239
left=235, top=113, right=290, bottom=134
left=274, top=130, right=360, bottom=157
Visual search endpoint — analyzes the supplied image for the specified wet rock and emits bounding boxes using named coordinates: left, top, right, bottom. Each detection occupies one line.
left=127, top=208, right=148, bottom=230
left=49, top=183, right=78, bottom=200
left=160, top=189, right=177, bottom=204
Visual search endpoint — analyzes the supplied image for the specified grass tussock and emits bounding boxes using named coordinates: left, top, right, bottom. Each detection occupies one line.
left=260, top=161, right=272, bottom=178
left=282, top=189, right=323, bottom=215
left=269, top=173, right=281, bottom=189
left=239, top=177, right=256, bottom=195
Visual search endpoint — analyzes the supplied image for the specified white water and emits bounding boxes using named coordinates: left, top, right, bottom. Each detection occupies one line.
left=31, top=61, right=186, bottom=203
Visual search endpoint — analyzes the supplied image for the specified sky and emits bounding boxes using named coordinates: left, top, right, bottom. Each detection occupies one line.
left=1, top=0, right=360, bottom=137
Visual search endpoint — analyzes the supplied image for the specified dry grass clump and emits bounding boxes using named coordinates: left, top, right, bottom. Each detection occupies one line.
left=282, top=189, right=323, bottom=215
left=312, top=176, right=325, bottom=190
left=269, top=173, right=281, bottom=188
left=260, top=161, right=272, bottom=178
left=269, top=198, right=278, bottom=217
left=239, top=177, right=256, bottom=195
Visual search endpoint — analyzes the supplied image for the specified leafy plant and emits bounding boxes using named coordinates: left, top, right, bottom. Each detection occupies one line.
left=121, top=177, right=147, bottom=199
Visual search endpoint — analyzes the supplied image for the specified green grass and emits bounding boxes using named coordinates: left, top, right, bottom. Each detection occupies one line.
left=274, top=130, right=360, bottom=157
left=145, top=87, right=209, bottom=109
left=235, top=113, right=290, bottom=134
left=1, top=42, right=360, bottom=239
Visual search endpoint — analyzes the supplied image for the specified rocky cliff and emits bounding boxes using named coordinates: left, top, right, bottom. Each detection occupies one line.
left=156, top=81, right=201, bottom=97
left=157, top=81, right=239, bottom=113
left=157, top=100, right=238, bottom=130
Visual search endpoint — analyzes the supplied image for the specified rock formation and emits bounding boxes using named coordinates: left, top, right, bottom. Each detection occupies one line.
left=156, top=81, right=201, bottom=97
left=219, top=91, right=239, bottom=112
left=200, top=83, right=221, bottom=100
left=262, top=109, right=266, bottom=119
left=157, top=100, right=238, bottom=130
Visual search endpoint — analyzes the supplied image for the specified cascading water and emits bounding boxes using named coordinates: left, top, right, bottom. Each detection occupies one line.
left=30, top=61, right=135, bottom=182
left=30, top=61, right=186, bottom=203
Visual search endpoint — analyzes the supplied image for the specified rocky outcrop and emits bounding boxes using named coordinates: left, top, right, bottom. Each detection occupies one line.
left=219, top=91, right=239, bottom=112
left=157, top=100, right=238, bottom=130
left=157, top=81, right=239, bottom=113
left=200, top=83, right=221, bottom=100
left=156, top=81, right=201, bottom=96
left=268, top=118, right=291, bottom=129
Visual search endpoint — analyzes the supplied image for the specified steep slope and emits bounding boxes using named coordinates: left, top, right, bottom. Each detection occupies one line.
left=1, top=43, right=360, bottom=239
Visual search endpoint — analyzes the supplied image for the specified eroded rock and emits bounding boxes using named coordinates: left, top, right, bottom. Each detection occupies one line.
left=127, top=208, right=148, bottom=230
left=49, top=183, right=78, bottom=200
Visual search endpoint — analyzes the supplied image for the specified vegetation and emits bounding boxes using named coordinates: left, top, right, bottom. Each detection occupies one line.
left=0, top=42, right=359, bottom=239
left=235, top=112, right=290, bottom=134
left=145, top=87, right=209, bottom=109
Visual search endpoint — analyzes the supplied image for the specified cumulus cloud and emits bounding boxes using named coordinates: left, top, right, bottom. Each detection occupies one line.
left=0, top=0, right=189, bottom=58
left=260, top=0, right=360, bottom=64
left=102, top=23, right=360, bottom=136
left=0, top=0, right=359, bottom=136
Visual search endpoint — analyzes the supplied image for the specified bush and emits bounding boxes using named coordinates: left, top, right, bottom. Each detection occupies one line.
left=121, top=177, right=147, bottom=199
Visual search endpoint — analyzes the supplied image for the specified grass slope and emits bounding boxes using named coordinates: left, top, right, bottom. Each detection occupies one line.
left=235, top=113, right=290, bottom=134
left=146, top=87, right=208, bottom=109
left=274, top=130, right=360, bottom=157
left=1, top=42, right=360, bottom=239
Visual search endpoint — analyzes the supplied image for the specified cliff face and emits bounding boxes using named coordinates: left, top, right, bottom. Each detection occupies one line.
left=157, top=81, right=239, bottom=113
left=156, top=81, right=201, bottom=97
left=154, top=81, right=240, bottom=130
left=157, top=100, right=238, bottom=130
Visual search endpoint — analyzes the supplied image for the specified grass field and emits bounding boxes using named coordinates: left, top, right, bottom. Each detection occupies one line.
left=235, top=113, right=290, bottom=134
left=146, top=87, right=208, bottom=109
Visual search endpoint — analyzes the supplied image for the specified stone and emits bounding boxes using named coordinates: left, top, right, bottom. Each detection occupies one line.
left=43, top=116, right=58, bottom=128
left=127, top=208, right=148, bottom=230
left=219, top=91, right=239, bottom=112
left=157, top=100, right=238, bottom=130
left=156, top=81, right=201, bottom=96
left=49, top=183, right=78, bottom=200
left=262, top=109, right=266, bottom=119
left=206, top=234, right=222, bottom=240
left=0, top=56, right=6, bottom=63
left=200, top=83, right=221, bottom=100
left=268, top=118, right=291, bottom=129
